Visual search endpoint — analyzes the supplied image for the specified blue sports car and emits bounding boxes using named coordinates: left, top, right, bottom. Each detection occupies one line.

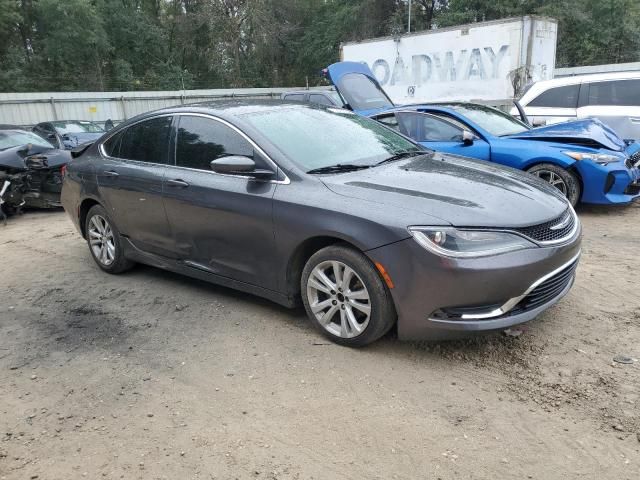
left=326, top=62, right=640, bottom=206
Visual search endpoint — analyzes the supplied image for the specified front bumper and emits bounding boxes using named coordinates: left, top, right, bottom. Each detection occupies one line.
left=576, top=159, right=640, bottom=204
left=366, top=231, right=581, bottom=341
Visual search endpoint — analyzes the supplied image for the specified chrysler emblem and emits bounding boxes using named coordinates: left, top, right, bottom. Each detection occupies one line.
left=550, top=214, right=571, bottom=230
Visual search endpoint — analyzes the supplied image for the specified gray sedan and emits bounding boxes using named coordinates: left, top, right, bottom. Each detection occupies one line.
left=61, top=101, right=581, bottom=346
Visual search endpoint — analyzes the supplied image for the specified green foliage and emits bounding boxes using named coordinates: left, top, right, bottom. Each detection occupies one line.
left=0, top=0, right=638, bottom=92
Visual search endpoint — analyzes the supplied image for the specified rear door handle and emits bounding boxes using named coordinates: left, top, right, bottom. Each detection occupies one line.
left=167, top=178, right=189, bottom=188
left=102, top=170, right=119, bottom=177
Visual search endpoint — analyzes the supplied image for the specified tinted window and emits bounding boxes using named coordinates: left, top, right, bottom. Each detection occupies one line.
left=309, top=94, right=334, bottom=106
left=176, top=116, right=253, bottom=171
left=397, top=113, right=463, bottom=142
left=118, top=116, right=172, bottom=164
left=587, top=79, right=640, bottom=106
left=528, top=84, right=579, bottom=108
left=336, top=73, right=394, bottom=111
left=284, top=94, right=305, bottom=102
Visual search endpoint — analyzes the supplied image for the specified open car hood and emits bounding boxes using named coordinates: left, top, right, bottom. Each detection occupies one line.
left=326, top=61, right=395, bottom=116
left=504, top=118, right=626, bottom=152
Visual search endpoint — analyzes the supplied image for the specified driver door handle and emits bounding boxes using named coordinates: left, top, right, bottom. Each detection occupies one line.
left=167, top=178, right=189, bottom=188
left=102, top=170, right=119, bottom=177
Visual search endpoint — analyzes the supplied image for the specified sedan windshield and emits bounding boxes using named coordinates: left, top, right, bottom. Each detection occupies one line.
left=448, top=104, right=530, bottom=136
left=242, top=106, right=422, bottom=171
left=52, top=121, right=104, bottom=134
left=0, top=130, right=54, bottom=150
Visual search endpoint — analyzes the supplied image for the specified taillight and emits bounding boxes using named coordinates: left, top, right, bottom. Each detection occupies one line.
left=61, top=164, right=67, bottom=177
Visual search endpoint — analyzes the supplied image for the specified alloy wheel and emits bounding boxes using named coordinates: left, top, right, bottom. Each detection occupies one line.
left=533, top=169, right=568, bottom=196
left=306, top=260, right=371, bottom=338
left=88, top=214, right=116, bottom=266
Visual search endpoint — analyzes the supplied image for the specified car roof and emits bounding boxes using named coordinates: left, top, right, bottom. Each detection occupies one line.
left=375, top=102, right=490, bottom=114
left=531, top=71, right=640, bottom=89
left=129, top=99, right=327, bottom=120
left=282, top=89, right=338, bottom=95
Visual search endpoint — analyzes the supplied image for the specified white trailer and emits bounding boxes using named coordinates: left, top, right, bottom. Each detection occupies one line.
left=341, top=16, right=557, bottom=105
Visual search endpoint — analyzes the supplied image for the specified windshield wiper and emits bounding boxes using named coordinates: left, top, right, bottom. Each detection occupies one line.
left=375, top=151, right=424, bottom=166
left=307, top=164, right=371, bottom=174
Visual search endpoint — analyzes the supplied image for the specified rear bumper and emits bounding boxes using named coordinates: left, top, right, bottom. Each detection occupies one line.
left=366, top=232, right=581, bottom=341
left=576, top=160, right=640, bottom=204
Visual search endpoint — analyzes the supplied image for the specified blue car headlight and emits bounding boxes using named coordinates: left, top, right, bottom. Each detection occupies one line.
left=563, top=151, right=620, bottom=165
left=408, top=227, right=535, bottom=258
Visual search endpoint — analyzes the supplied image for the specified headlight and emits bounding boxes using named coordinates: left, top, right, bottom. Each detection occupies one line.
left=408, top=227, right=535, bottom=258
left=563, top=151, right=620, bottom=165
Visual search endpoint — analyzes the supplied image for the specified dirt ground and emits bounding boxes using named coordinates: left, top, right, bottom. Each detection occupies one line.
left=0, top=205, right=639, bottom=480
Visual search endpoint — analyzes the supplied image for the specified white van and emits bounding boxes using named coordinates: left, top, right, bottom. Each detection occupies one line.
left=513, top=72, right=640, bottom=140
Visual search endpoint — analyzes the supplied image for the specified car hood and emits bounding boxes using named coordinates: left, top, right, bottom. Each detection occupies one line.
left=504, top=118, right=626, bottom=152
left=320, top=152, right=569, bottom=228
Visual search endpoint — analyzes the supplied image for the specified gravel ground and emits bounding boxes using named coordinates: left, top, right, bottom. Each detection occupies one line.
left=1, top=206, right=639, bottom=480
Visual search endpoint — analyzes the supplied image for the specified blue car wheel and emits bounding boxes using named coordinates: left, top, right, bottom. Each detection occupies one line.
left=527, top=163, right=581, bottom=206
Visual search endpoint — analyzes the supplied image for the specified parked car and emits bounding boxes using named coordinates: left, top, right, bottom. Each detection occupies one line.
left=32, top=120, right=105, bottom=150
left=0, top=126, right=70, bottom=218
left=281, top=89, right=344, bottom=107
left=511, top=72, right=640, bottom=141
left=61, top=101, right=581, bottom=346
left=325, top=61, right=640, bottom=206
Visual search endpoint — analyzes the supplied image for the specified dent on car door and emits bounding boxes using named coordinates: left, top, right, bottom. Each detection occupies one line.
left=162, top=115, right=277, bottom=288
left=96, top=116, right=175, bottom=257
left=396, top=112, right=491, bottom=160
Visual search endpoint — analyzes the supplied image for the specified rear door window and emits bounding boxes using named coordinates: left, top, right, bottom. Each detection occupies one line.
left=309, top=94, right=334, bottom=106
left=586, top=79, right=640, bottom=106
left=528, top=84, right=580, bottom=108
left=117, top=116, right=173, bottom=164
left=283, top=94, right=305, bottom=102
left=175, top=116, right=255, bottom=171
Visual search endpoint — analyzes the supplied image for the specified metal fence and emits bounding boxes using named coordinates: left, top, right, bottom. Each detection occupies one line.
left=0, top=87, right=333, bottom=127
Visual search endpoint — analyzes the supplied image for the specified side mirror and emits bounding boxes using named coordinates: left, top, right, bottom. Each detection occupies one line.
left=47, top=133, right=56, bottom=140
left=532, top=118, right=547, bottom=127
left=462, top=130, right=475, bottom=145
left=210, top=155, right=274, bottom=179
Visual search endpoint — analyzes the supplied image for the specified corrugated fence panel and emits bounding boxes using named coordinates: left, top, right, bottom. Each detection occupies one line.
left=0, top=87, right=334, bottom=127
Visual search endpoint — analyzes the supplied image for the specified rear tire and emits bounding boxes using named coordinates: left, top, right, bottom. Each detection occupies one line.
left=85, top=205, right=134, bottom=274
left=301, top=244, right=396, bottom=347
left=527, top=163, right=581, bottom=206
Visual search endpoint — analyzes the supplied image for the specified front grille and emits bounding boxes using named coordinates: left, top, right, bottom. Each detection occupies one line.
left=512, top=209, right=575, bottom=244
left=511, top=260, right=578, bottom=314
left=628, top=151, right=640, bottom=169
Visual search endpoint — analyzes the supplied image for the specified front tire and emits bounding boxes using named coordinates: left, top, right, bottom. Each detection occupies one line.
left=527, top=163, right=581, bottom=206
left=85, top=205, right=134, bottom=274
left=301, top=245, right=396, bottom=347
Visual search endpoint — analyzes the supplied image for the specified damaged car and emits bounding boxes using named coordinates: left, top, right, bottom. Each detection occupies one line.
left=326, top=61, right=640, bottom=206
left=0, top=127, right=70, bottom=220
left=32, top=120, right=105, bottom=150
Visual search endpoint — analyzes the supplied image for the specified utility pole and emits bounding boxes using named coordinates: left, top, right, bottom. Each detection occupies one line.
left=408, top=0, right=412, bottom=33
